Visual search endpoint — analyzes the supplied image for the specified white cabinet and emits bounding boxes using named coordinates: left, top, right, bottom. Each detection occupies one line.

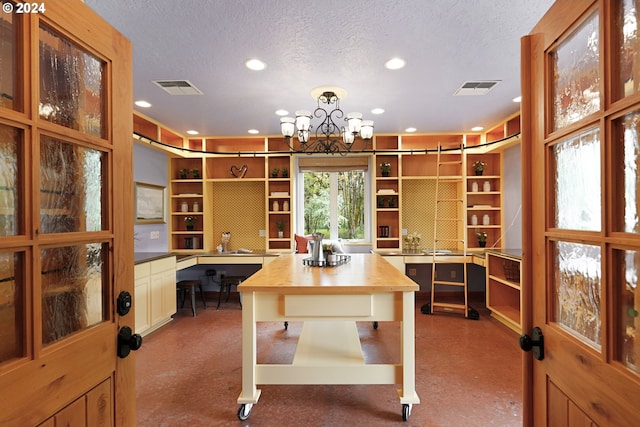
left=135, top=256, right=176, bottom=336
left=134, top=262, right=151, bottom=334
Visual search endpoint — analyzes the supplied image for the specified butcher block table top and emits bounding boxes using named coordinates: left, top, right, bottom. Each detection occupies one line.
left=237, top=253, right=420, bottom=293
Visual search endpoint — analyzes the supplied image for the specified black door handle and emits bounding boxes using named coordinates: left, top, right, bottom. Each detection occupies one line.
left=519, top=326, right=544, bottom=360
left=117, top=326, right=143, bottom=358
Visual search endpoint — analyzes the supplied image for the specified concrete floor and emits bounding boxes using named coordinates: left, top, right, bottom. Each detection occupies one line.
left=135, top=293, right=522, bottom=427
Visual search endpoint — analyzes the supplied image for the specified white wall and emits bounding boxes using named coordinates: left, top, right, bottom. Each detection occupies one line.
left=502, top=144, right=522, bottom=249
left=133, top=143, right=170, bottom=252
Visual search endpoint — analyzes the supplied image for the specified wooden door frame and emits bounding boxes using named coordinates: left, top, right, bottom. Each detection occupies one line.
left=522, top=1, right=640, bottom=425
left=38, top=4, right=135, bottom=424
left=521, top=1, right=599, bottom=425
left=0, top=2, right=134, bottom=425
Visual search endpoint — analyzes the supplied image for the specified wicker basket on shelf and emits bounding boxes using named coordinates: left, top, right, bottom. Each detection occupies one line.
left=503, top=259, right=520, bottom=283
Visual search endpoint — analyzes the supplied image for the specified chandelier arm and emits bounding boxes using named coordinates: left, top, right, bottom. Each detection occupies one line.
left=281, top=89, right=371, bottom=155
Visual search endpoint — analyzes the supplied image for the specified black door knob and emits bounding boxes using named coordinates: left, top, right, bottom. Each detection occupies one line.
left=519, top=326, right=544, bottom=360
left=117, top=326, right=143, bottom=358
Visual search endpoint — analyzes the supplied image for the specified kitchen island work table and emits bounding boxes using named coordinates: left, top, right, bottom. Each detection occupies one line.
left=236, top=253, right=420, bottom=422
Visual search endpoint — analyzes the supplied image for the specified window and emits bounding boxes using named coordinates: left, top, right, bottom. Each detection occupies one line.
left=296, top=157, right=371, bottom=241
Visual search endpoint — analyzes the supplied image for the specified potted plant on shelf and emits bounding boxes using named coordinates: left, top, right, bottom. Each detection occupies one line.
left=276, top=221, right=285, bottom=238
left=380, top=162, right=391, bottom=177
left=179, top=168, right=189, bottom=179
left=184, top=216, right=197, bottom=231
left=477, top=231, right=488, bottom=247
left=271, top=167, right=280, bottom=178
left=281, top=167, right=289, bottom=178
left=473, top=161, right=486, bottom=176
left=190, top=168, right=200, bottom=179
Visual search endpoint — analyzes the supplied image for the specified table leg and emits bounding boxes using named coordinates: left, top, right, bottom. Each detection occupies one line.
left=399, top=291, right=420, bottom=404
left=237, top=291, right=261, bottom=405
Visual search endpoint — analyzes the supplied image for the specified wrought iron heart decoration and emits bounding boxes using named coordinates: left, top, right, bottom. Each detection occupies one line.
left=230, top=164, right=248, bottom=178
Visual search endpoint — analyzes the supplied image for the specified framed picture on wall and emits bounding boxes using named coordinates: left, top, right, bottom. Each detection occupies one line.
left=135, top=182, right=166, bottom=224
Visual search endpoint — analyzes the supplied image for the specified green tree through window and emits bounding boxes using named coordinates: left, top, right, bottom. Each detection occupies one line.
left=303, top=171, right=365, bottom=239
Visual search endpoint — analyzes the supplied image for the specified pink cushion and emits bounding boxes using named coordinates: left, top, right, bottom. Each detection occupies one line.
left=294, top=234, right=311, bottom=253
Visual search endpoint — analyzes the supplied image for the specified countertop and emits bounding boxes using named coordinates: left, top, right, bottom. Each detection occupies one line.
left=485, top=248, right=522, bottom=259
left=134, top=251, right=279, bottom=265
left=134, top=252, right=176, bottom=264
left=238, top=253, right=419, bottom=293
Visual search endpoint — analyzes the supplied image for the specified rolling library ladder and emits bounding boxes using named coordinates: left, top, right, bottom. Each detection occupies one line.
left=424, top=142, right=479, bottom=320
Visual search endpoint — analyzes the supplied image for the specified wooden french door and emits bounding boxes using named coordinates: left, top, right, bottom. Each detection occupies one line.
left=523, top=0, right=640, bottom=425
left=0, top=1, right=134, bottom=426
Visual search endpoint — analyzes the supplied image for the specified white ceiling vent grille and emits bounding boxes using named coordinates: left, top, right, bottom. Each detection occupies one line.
left=453, top=81, right=500, bottom=96
left=153, top=80, right=203, bottom=95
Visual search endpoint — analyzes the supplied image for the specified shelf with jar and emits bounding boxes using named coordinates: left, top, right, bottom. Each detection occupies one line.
left=465, top=152, right=502, bottom=250
left=170, top=157, right=205, bottom=253
left=267, top=155, right=292, bottom=252
left=375, top=153, right=400, bottom=250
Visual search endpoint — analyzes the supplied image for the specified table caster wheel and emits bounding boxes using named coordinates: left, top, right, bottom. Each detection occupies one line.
left=284, top=321, right=288, bottom=330
left=402, top=403, right=412, bottom=421
left=237, top=403, right=253, bottom=421
left=373, top=321, right=378, bottom=329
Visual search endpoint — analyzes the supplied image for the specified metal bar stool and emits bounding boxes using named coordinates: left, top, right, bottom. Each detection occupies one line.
left=218, top=275, right=244, bottom=309
left=176, top=279, right=207, bottom=316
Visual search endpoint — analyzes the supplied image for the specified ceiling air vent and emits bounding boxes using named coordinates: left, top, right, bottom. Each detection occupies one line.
left=453, top=80, right=500, bottom=96
left=153, top=80, right=203, bottom=95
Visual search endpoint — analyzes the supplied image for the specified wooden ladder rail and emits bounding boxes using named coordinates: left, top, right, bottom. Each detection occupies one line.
left=429, top=142, right=470, bottom=317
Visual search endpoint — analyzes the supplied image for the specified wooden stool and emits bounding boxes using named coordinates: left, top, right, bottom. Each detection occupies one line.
left=176, top=279, right=207, bottom=316
left=218, top=275, right=244, bottom=309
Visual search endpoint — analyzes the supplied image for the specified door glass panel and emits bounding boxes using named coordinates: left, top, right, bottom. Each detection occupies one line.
left=40, top=135, right=105, bottom=233
left=41, top=243, right=107, bottom=345
left=552, top=241, right=601, bottom=349
left=552, top=10, right=600, bottom=130
left=0, top=124, right=21, bottom=236
left=551, top=127, right=601, bottom=231
left=618, top=0, right=640, bottom=98
left=614, top=111, right=640, bottom=233
left=615, top=249, right=640, bottom=374
left=0, top=3, right=18, bottom=110
left=0, top=251, right=24, bottom=362
left=39, top=24, right=105, bottom=138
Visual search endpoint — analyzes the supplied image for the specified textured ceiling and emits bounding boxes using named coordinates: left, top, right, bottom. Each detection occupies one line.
left=85, top=0, right=554, bottom=138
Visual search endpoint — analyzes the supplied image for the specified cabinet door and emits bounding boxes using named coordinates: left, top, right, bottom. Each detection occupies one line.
left=134, top=276, right=150, bottom=334
left=160, top=269, right=177, bottom=319
left=150, top=274, right=164, bottom=326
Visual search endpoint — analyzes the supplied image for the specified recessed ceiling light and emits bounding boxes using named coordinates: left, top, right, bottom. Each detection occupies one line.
left=275, top=109, right=289, bottom=116
left=135, top=100, right=151, bottom=108
left=405, top=127, right=417, bottom=133
left=371, top=108, right=385, bottom=115
left=245, top=58, right=266, bottom=71
left=471, top=126, right=484, bottom=132
left=186, top=130, right=199, bottom=135
left=385, top=57, right=406, bottom=70
left=248, top=129, right=259, bottom=134
left=512, top=96, right=522, bottom=103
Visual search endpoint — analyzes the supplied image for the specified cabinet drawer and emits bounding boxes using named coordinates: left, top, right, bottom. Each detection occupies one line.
left=284, top=294, right=372, bottom=317
left=134, top=262, right=151, bottom=279
left=150, top=256, right=176, bottom=274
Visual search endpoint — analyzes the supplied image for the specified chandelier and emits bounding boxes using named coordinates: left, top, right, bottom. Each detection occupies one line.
left=280, top=88, right=373, bottom=155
